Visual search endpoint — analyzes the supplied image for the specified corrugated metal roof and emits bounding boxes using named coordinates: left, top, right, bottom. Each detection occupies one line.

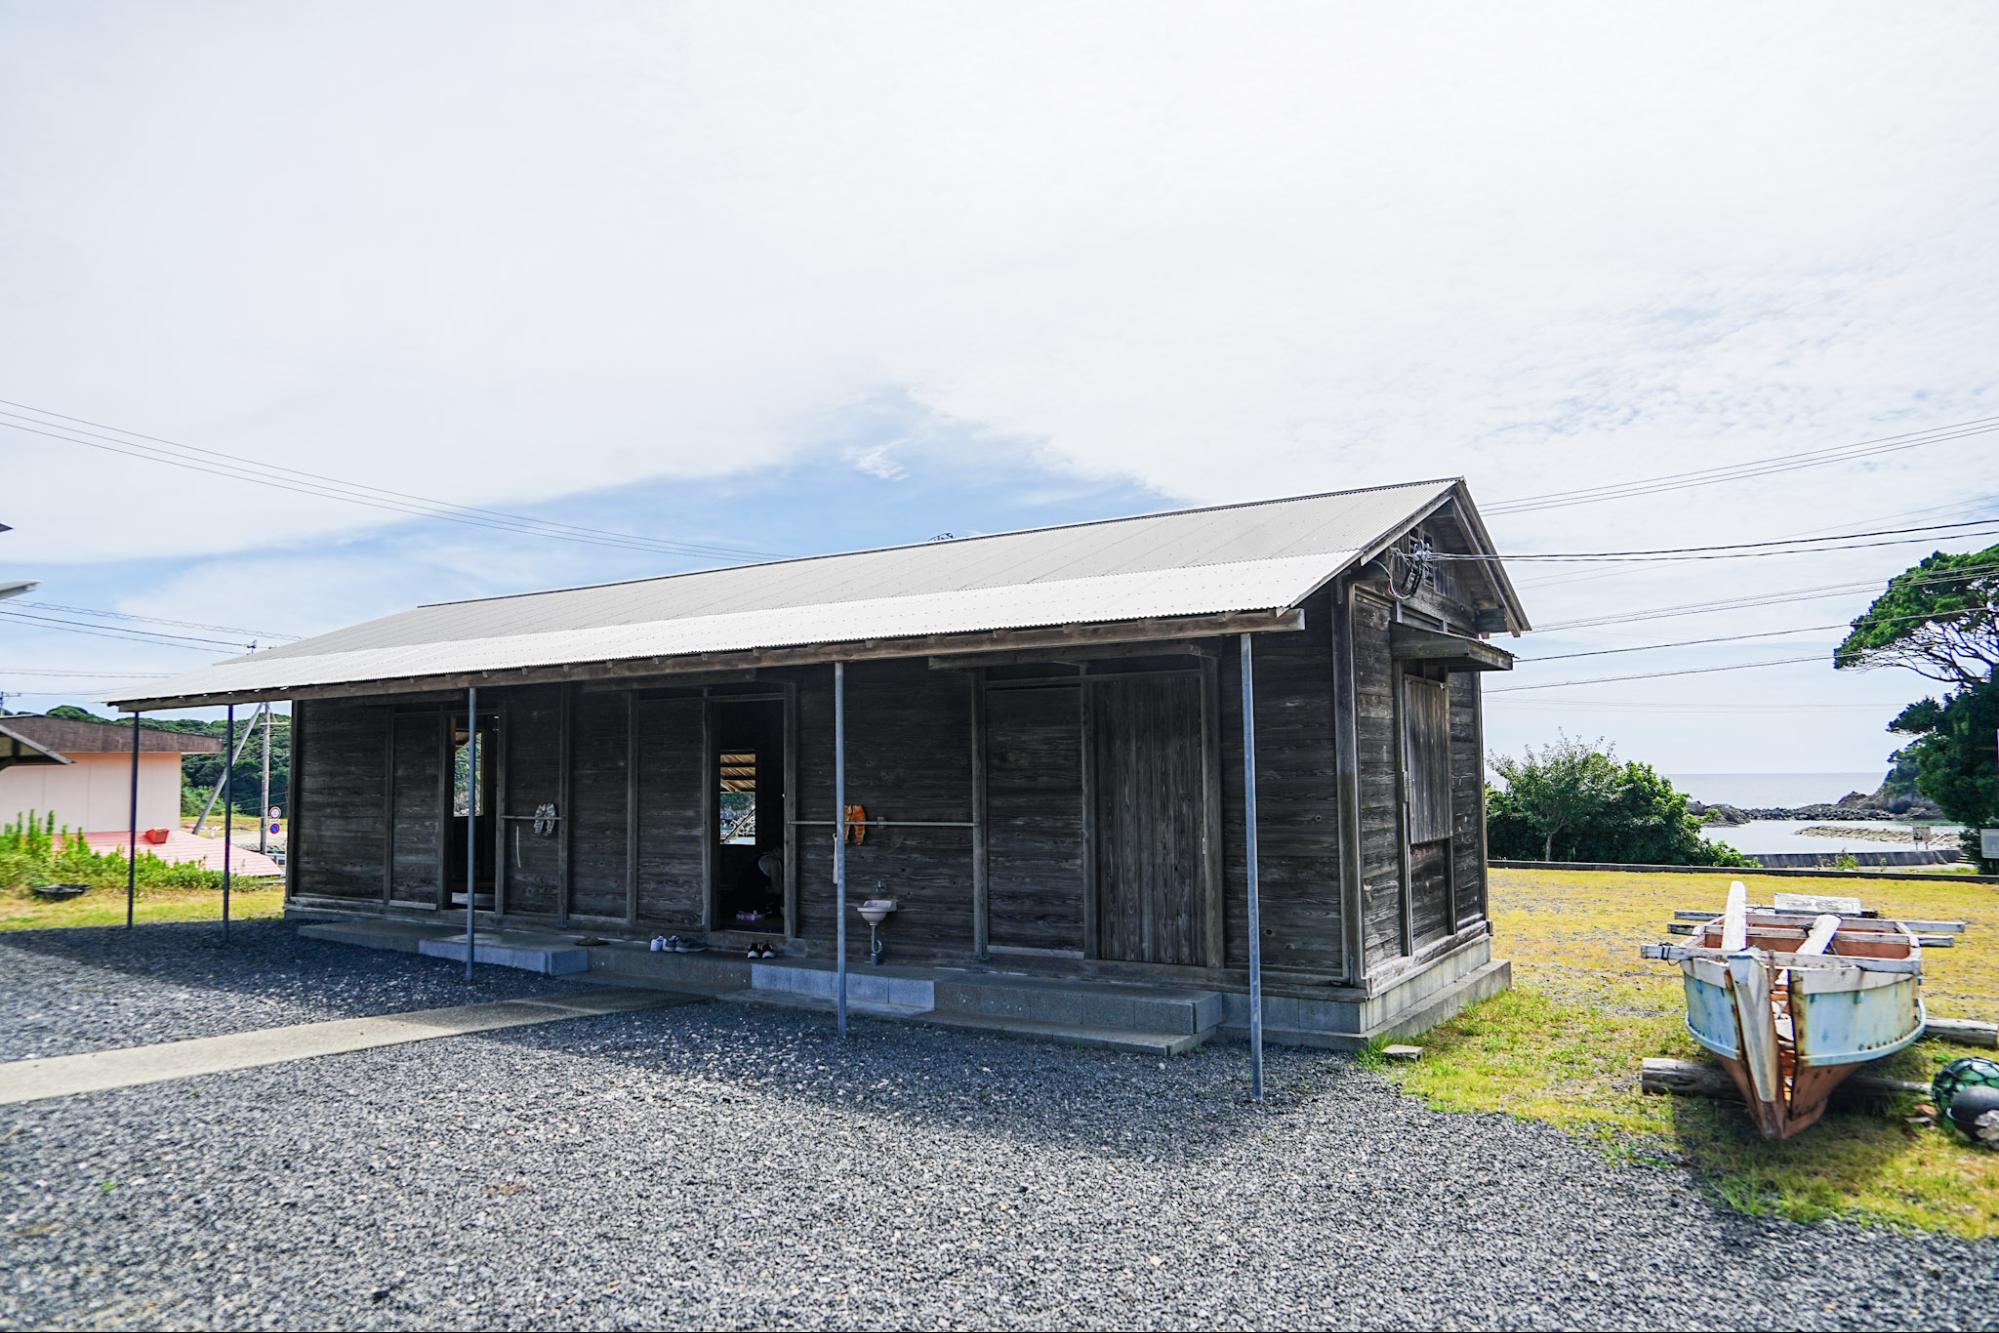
left=112, top=478, right=1516, bottom=709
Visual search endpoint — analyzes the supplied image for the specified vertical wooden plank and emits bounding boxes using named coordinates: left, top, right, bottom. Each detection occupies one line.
left=381, top=712, right=397, bottom=905
left=1392, top=652, right=1413, bottom=957
left=699, top=695, right=715, bottom=934
left=624, top=690, right=639, bottom=929
left=494, top=698, right=511, bottom=918
left=1079, top=676, right=1098, bottom=959
left=556, top=684, right=572, bottom=928
left=435, top=706, right=450, bottom=911
left=1472, top=671, right=1489, bottom=923
left=783, top=679, right=799, bottom=941
left=970, top=668, right=990, bottom=960
left=1199, top=654, right=1224, bottom=970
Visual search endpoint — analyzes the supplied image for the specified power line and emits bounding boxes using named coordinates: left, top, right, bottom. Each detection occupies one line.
left=1511, top=492, right=1999, bottom=592
left=0, top=402, right=789, bottom=563
left=1485, top=418, right=1999, bottom=515
left=1485, top=699, right=1895, bottom=713
left=1486, top=653, right=1841, bottom=694
left=1536, top=566, right=1991, bottom=633
left=1518, top=607, right=1986, bottom=663
left=0, top=609, right=243, bottom=651
left=1433, top=518, right=1999, bottom=563
left=0, top=668, right=165, bottom=678
left=13, top=601, right=299, bottom=643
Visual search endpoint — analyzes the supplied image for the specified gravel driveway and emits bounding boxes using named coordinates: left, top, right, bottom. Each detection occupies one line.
left=1, top=924, right=1995, bottom=1330
left=0, top=921, right=591, bottom=1061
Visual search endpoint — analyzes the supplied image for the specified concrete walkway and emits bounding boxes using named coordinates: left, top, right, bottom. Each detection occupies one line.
left=0, top=986, right=697, bottom=1106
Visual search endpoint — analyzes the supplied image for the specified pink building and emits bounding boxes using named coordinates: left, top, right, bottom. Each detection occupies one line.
left=0, top=714, right=212, bottom=831
left=0, top=714, right=280, bottom=874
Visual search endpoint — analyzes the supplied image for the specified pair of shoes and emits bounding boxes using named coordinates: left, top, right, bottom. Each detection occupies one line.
left=666, top=935, right=686, bottom=953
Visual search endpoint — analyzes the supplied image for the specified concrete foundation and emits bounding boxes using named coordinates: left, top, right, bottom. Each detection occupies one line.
left=293, top=908, right=1508, bottom=1055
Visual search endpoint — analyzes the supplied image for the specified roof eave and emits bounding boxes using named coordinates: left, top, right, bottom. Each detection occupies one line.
left=108, top=606, right=1310, bottom=712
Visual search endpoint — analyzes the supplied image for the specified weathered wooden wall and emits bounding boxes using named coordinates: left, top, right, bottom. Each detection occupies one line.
left=1449, top=672, right=1486, bottom=930
left=984, top=684, right=1086, bottom=953
left=1093, top=672, right=1205, bottom=966
left=566, top=690, right=630, bottom=922
left=634, top=696, right=705, bottom=929
left=1219, top=594, right=1346, bottom=978
left=388, top=711, right=442, bottom=905
left=1351, top=590, right=1406, bottom=971
left=293, top=700, right=389, bottom=901
left=792, top=659, right=977, bottom=957
left=499, top=685, right=564, bottom=918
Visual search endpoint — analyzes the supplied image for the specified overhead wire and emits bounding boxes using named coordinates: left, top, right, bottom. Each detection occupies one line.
left=12, top=601, right=299, bottom=643
left=1483, top=417, right=1999, bottom=515
left=0, top=401, right=788, bottom=562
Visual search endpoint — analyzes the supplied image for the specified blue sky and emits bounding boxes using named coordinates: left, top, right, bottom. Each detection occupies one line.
left=3, top=3, right=1996, bottom=781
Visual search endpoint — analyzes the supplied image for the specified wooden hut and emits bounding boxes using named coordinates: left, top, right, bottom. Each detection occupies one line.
left=111, top=478, right=1528, bottom=1048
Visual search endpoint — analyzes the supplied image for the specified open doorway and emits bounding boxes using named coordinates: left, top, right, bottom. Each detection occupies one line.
left=711, top=697, right=785, bottom=933
left=445, top=709, right=497, bottom=907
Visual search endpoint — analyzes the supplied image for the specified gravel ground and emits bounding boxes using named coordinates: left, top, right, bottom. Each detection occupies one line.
left=2, top=928, right=1996, bottom=1330
left=0, top=922, right=590, bottom=1061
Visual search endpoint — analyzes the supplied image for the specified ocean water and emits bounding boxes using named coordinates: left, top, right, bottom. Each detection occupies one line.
left=1697, top=819, right=1962, bottom=855
left=1667, top=771, right=1883, bottom=809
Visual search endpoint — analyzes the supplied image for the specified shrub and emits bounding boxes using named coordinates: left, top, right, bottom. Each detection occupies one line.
left=0, top=809, right=233, bottom=893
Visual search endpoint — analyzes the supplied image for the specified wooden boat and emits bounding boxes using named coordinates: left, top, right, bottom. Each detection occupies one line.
left=1642, top=882, right=1925, bottom=1140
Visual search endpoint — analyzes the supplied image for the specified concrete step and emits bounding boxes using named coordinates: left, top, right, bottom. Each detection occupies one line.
left=932, top=973, right=1223, bottom=1036
left=416, top=933, right=592, bottom=976
left=750, top=961, right=936, bottom=1012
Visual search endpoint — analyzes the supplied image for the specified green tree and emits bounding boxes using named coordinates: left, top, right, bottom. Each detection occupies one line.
left=1489, top=736, right=1623, bottom=862
left=1487, top=736, right=1748, bottom=866
left=1835, top=545, right=1998, bottom=687
left=1837, top=544, right=1998, bottom=869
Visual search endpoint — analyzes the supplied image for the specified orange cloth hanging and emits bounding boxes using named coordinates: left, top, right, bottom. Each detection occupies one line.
left=844, top=804, right=868, bottom=845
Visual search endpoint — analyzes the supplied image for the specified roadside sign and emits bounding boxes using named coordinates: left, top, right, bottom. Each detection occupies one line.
left=1983, top=829, right=1999, bottom=859
left=268, top=806, right=282, bottom=820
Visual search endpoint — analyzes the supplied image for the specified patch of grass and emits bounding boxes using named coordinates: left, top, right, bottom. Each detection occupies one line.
left=0, top=880, right=286, bottom=931
left=1383, top=867, right=1999, bottom=1237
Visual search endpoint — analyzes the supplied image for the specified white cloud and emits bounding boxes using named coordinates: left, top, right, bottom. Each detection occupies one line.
left=2, top=2, right=1995, bottom=763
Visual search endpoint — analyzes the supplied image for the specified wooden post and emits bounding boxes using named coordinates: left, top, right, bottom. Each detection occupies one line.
left=1240, top=634, right=1264, bottom=1102
left=435, top=705, right=450, bottom=911
left=970, top=669, right=989, bottom=961
left=1333, top=587, right=1364, bottom=985
left=624, top=690, right=639, bottom=929
left=1079, top=674, right=1098, bottom=960
left=699, top=698, right=716, bottom=934
left=284, top=702, right=300, bottom=903
left=782, top=679, right=799, bottom=941
left=557, top=685, right=572, bottom=928
left=1198, top=654, right=1225, bottom=971
left=382, top=713, right=397, bottom=905
left=125, top=711, right=140, bottom=929
left=494, top=698, right=510, bottom=918
left=834, top=661, right=849, bottom=1038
